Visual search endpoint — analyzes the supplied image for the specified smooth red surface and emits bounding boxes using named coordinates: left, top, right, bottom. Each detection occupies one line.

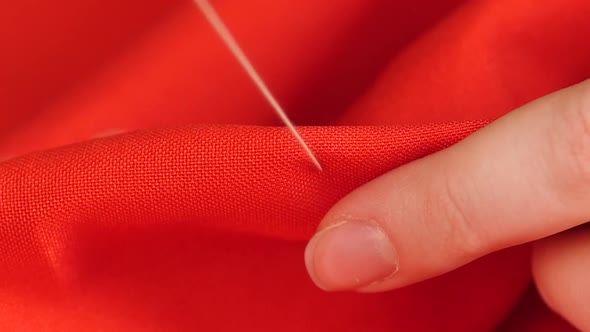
left=1, top=0, right=589, bottom=330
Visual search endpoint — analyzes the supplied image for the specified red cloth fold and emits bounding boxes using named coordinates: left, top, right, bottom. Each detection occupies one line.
left=2, top=0, right=589, bottom=330
left=0, top=124, right=531, bottom=331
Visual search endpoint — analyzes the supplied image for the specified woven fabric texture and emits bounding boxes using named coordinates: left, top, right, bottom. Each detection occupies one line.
left=2, top=0, right=590, bottom=330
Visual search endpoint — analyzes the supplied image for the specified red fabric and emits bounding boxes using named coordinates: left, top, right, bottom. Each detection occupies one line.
left=1, top=0, right=588, bottom=331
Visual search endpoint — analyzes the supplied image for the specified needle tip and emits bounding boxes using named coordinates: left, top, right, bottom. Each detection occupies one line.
left=289, top=129, right=323, bottom=172
left=310, top=154, right=323, bottom=172
left=299, top=139, right=323, bottom=171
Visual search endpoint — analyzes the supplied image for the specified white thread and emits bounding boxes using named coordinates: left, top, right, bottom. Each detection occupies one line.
left=193, top=0, right=323, bottom=171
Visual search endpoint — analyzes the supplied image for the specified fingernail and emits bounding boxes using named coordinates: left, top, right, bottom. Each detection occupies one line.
left=305, top=221, right=399, bottom=291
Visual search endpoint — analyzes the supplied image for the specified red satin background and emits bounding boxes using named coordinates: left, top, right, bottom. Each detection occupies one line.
left=1, top=0, right=589, bottom=331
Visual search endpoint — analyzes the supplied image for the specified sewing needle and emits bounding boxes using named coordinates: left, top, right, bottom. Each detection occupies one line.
left=193, top=0, right=323, bottom=171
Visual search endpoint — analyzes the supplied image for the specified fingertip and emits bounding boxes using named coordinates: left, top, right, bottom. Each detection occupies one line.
left=304, top=220, right=399, bottom=291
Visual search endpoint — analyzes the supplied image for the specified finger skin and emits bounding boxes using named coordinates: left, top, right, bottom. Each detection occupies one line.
left=305, top=79, right=590, bottom=291
left=533, top=227, right=590, bottom=332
